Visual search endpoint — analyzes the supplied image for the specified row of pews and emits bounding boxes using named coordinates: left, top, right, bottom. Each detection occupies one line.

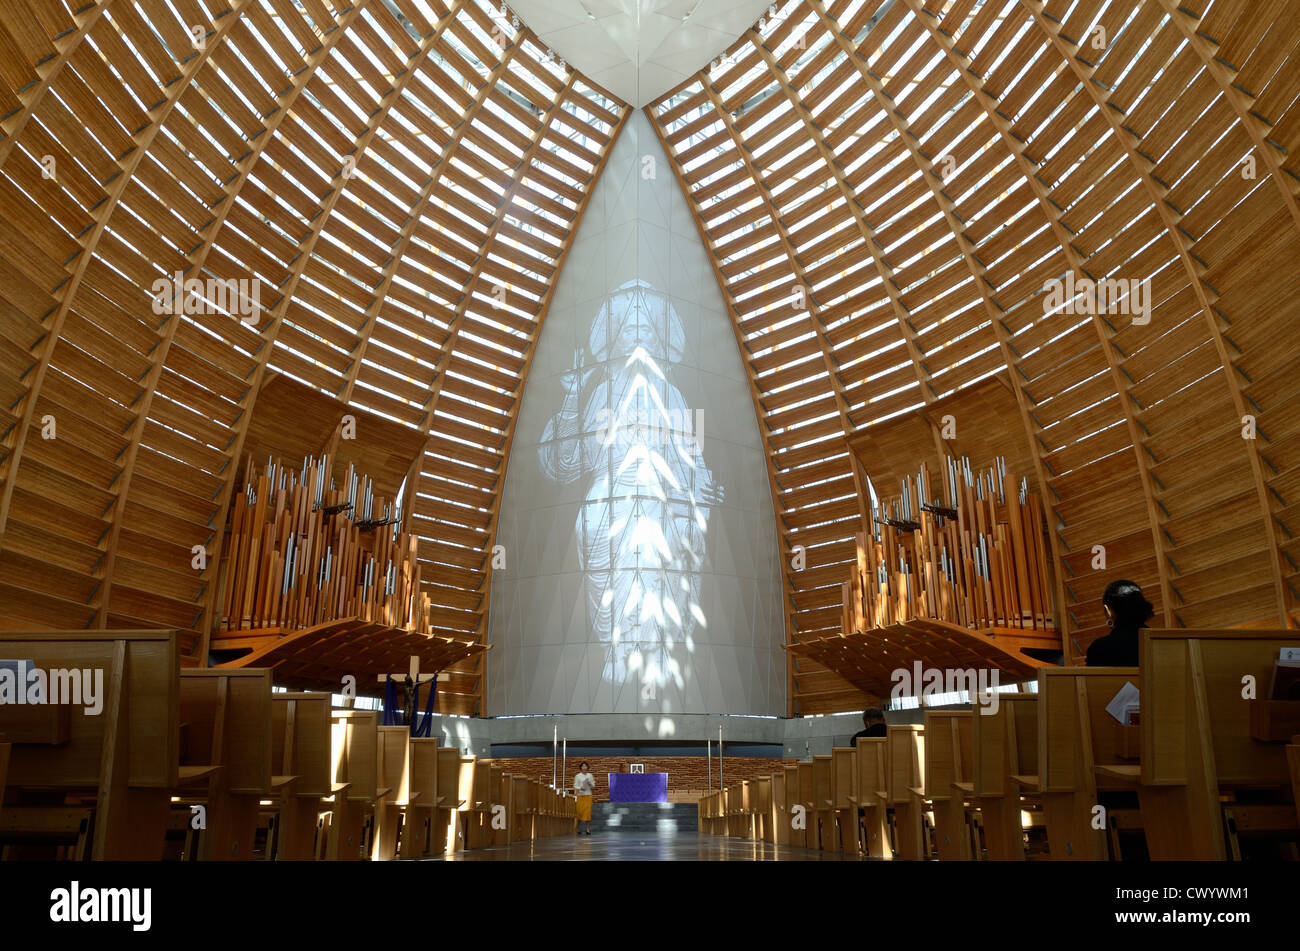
left=0, top=631, right=571, bottom=860
left=701, top=628, right=1300, bottom=860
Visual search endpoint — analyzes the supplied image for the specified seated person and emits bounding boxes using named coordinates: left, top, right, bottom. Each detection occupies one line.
left=1085, top=579, right=1154, bottom=667
left=848, top=707, right=888, bottom=743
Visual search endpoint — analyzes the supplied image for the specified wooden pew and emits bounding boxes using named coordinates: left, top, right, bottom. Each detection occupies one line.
left=1135, top=628, right=1300, bottom=860
left=437, top=748, right=466, bottom=851
left=725, top=783, right=737, bottom=837
left=267, top=691, right=331, bottom=860
left=326, top=709, right=382, bottom=860
left=486, top=764, right=508, bottom=846
left=397, top=736, right=440, bottom=858
left=533, top=779, right=551, bottom=839
left=561, top=787, right=575, bottom=834
left=924, top=709, right=974, bottom=860
left=885, top=725, right=927, bottom=859
left=794, top=761, right=814, bottom=849
left=751, top=776, right=770, bottom=841
left=1037, top=666, right=1139, bottom=861
left=507, top=771, right=531, bottom=844
left=854, top=737, right=892, bottom=858
left=739, top=780, right=752, bottom=838
left=464, top=760, right=492, bottom=848
left=830, top=746, right=858, bottom=854
left=780, top=766, right=799, bottom=845
left=174, top=668, right=273, bottom=861
left=0, top=734, right=8, bottom=827
left=969, top=694, right=1038, bottom=860
left=371, top=725, right=411, bottom=860
left=769, top=771, right=788, bottom=845
left=0, top=631, right=178, bottom=860
left=448, top=754, right=477, bottom=851
left=1289, top=736, right=1300, bottom=831
left=811, top=755, right=835, bottom=850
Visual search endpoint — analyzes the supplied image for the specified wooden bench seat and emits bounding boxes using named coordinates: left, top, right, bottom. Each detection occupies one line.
left=0, top=631, right=179, bottom=860
left=1037, top=666, right=1140, bottom=861
left=886, top=725, right=927, bottom=859
left=971, top=694, right=1039, bottom=860
left=170, top=667, right=273, bottom=861
left=924, top=709, right=975, bottom=860
left=854, top=737, right=892, bottom=858
left=1138, top=628, right=1300, bottom=860
left=326, top=709, right=381, bottom=860
left=266, top=691, right=331, bottom=861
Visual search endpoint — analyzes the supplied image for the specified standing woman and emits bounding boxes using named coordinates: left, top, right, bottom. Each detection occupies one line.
left=574, top=761, right=595, bottom=835
left=1086, top=579, right=1155, bottom=667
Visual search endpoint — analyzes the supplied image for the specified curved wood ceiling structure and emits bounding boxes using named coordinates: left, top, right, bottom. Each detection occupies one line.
left=1, top=0, right=1297, bottom=720
left=647, top=0, right=1300, bottom=714
left=0, top=0, right=627, bottom=714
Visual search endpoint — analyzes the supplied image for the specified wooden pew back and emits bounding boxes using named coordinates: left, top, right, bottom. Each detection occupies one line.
left=376, top=726, right=411, bottom=803
left=923, top=710, right=972, bottom=800
left=972, top=694, right=1037, bottom=797
left=1143, top=629, right=1300, bottom=787
left=437, top=747, right=461, bottom=810
left=0, top=631, right=178, bottom=789
left=407, top=738, right=439, bottom=807
left=831, top=747, right=856, bottom=808
left=1038, top=667, right=1138, bottom=794
left=271, top=692, right=331, bottom=796
left=811, top=756, right=832, bottom=812
left=331, top=709, right=380, bottom=798
left=179, top=668, right=272, bottom=795
left=886, top=725, right=925, bottom=803
left=855, top=737, right=887, bottom=804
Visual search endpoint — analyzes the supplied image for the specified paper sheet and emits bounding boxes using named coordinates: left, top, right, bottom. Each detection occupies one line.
left=1106, top=681, right=1140, bottom=725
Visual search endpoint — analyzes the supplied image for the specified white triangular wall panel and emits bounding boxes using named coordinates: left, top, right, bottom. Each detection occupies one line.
left=488, top=111, right=783, bottom=715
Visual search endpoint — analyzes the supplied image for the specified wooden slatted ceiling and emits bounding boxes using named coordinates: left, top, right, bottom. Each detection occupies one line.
left=649, top=0, right=1300, bottom=715
left=0, top=0, right=627, bottom=717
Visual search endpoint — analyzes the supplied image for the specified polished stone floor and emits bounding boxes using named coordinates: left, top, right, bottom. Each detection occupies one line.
left=429, top=831, right=864, bottom=861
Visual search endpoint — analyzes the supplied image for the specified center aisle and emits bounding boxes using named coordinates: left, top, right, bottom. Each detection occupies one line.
left=427, top=831, right=864, bottom=862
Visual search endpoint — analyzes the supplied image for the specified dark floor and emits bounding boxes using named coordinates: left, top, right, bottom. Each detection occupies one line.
left=428, top=831, right=863, bottom=861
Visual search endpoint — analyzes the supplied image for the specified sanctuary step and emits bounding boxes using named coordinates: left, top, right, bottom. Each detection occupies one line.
left=592, top=802, right=698, bottom=834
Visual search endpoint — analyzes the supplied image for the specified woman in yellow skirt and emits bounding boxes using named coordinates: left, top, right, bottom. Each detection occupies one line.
left=574, top=761, right=595, bottom=835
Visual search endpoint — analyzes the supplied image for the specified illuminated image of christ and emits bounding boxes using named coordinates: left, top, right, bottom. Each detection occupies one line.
left=538, top=279, right=722, bottom=706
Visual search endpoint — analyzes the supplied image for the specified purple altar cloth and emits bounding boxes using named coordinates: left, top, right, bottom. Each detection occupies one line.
left=607, top=772, right=668, bottom=802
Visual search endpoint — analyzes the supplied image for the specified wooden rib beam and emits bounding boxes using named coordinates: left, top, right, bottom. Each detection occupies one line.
left=399, top=72, right=581, bottom=522
left=0, top=0, right=253, bottom=552
left=1154, top=0, right=1300, bottom=234
left=0, top=0, right=117, bottom=169
left=813, top=0, right=1069, bottom=655
left=697, top=73, right=871, bottom=536
left=96, top=2, right=369, bottom=629
left=393, top=72, right=584, bottom=711
left=902, top=0, right=1175, bottom=631
left=744, top=32, right=948, bottom=452
left=198, top=1, right=466, bottom=661
left=747, top=26, right=962, bottom=698
left=1020, top=0, right=1289, bottom=624
left=323, top=32, right=529, bottom=446
left=695, top=66, right=874, bottom=712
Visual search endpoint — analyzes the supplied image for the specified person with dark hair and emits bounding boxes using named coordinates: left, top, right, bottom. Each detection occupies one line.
left=849, top=707, right=888, bottom=743
left=1085, top=579, right=1154, bottom=667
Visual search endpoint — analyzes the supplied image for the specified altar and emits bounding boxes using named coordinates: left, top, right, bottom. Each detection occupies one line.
left=607, top=772, right=668, bottom=803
